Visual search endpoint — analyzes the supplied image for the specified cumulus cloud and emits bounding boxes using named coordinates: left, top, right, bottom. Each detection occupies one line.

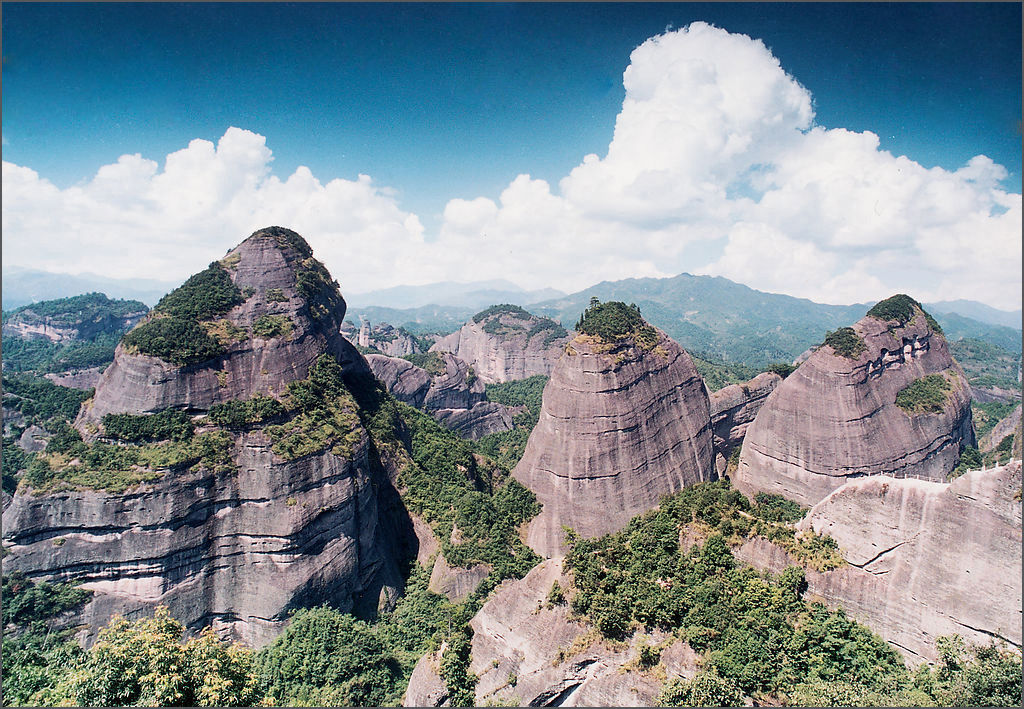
left=2, top=128, right=431, bottom=294
left=2, top=22, right=1020, bottom=310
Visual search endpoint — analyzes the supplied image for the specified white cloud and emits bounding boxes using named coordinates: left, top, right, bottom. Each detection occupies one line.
left=2, top=23, right=1020, bottom=311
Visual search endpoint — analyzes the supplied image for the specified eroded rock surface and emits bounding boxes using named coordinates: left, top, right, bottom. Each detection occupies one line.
left=44, top=367, right=106, bottom=390
left=736, top=462, right=1022, bottom=663
left=709, top=371, right=782, bottom=468
left=2, top=228, right=413, bottom=647
left=403, top=558, right=699, bottom=707
left=430, top=306, right=568, bottom=384
left=81, top=227, right=366, bottom=424
left=980, top=403, right=1022, bottom=453
left=513, top=328, right=714, bottom=557
left=736, top=302, right=974, bottom=506
left=365, top=354, right=432, bottom=408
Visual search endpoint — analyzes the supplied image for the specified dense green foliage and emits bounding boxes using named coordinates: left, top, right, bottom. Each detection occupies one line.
left=123, top=316, right=226, bottom=366
left=689, top=352, right=758, bottom=392
left=1, top=572, right=93, bottom=706
left=950, top=338, right=1022, bottom=391
left=824, top=327, right=867, bottom=359
left=867, top=294, right=942, bottom=333
left=753, top=492, right=806, bottom=523
left=401, top=350, right=448, bottom=376
left=3, top=436, right=31, bottom=494
left=1, top=293, right=148, bottom=372
left=896, top=374, right=953, bottom=414
left=472, top=303, right=532, bottom=323
left=295, top=256, right=344, bottom=321
left=658, top=667, right=744, bottom=707
left=526, top=317, right=569, bottom=346
left=207, top=395, right=286, bottom=427
left=256, top=607, right=401, bottom=706
left=252, top=314, right=293, bottom=339
left=153, top=263, right=243, bottom=321
left=565, top=486, right=902, bottom=702
left=971, top=400, right=1019, bottom=439
left=101, top=409, right=195, bottom=442
left=2, top=373, right=93, bottom=426
left=23, top=429, right=233, bottom=494
left=476, top=375, right=548, bottom=469
left=766, top=362, right=797, bottom=378
left=953, top=446, right=984, bottom=477
left=4, top=292, right=146, bottom=325
left=1, top=332, right=123, bottom=373
left=575, top=299, right=657, bottom=347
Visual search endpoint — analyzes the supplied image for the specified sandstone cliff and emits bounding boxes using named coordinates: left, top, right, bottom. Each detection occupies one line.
left=430, top=304, right=569, bottom=384
left=2, top=228, right=413, bottom=647
left=366, top=351, right=513, bottom=440
left=81, top=227, right=366, bottom=424
left=2, top=293, right=147, bottom=344
left=708, top=371, right=782, bottom=472
left=735, top=297, right=975, bottom=507
left=513, top=324, right=714, bottom=558
left=980, top=403, right=1022, bottom=455
left=403, top=558, right=699, bottom=707
left=735, top=461, right=1022, bottom=663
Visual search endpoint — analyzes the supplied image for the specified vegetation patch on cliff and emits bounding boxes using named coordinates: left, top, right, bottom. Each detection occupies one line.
left=101, top=409, right=195, bottom=442
left=401, top=351, right=447, bottom=377
left=252, top=314, right=294, bottom=340
left=476, top=375, right=548, bottom=469
left=896, top=373, right=953, bottom=414
left=472, top=304, right=531, bottom=324
left=575, top=299, right=658, bottom=349
left=526, top=317, right=568, bottom=347
left=824, top=326, right=867, bottom=359
left=868, top=293, right=943, bottom=333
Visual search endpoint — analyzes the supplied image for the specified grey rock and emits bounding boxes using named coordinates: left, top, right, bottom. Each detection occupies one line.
left=513, top=329, right=715, bottom=558
left=431, top=402, right=513, bottom=441
left=709, top=371, right=782, bottom=461
left=422, top=351, right=486, bottom=411
left=404, top=647, right=450, bottom=707
left=736, top=304, right=975, bottom=507
left=81, top=227, right=367, bottom=424
left=366, top=354, right=432, bottom=408
left=735, top=462, right=1022, bottom=663
left=427, top=553, right=491, bottom=603
left=44, top=367, right=106, bottom=390
left=17, top=424, right=48, bottom=453
left=404, top=558, right=700, bottom=707
left=430, top=310, right=568, bottom=384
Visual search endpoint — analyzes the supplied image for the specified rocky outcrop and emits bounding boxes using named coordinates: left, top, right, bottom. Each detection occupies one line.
left=2, top=228, right=413, bottom=647
left=365, top=354, right=432, bottom=408
left=513, top=328, right=715, bottom=557
left=367, top=351, right=514, bottom=440
left=44, top=367, right=106, bottom=390
left=2, top=295, right=147, bottom=344
left=736, top=300, right=975, bottom=507
left=430, top=305, right=568, bottom=384
left=980, top=403, right=1021, bottom=453
left=2, top=425, right=405, bottom=648
left=708, top=371, right=782, bottom=470
left=427, top=553, right=491, bottom=603
left=404, top=558, right=699, bottom=707
left=343, top=321, right=421, bottom=357
left=81, top=227, right=366, bottom=424
left=735, top=462, right=1022, bottom=663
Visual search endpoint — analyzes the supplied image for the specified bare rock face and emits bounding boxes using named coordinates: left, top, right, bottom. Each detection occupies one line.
left=44, top=367, right=106, bottom=390
left=81, top=227, right=365, bottom=424
left=2, top=427, right=402, bottom=648
left=736, top=299, right=974, bottom=507
left=403, top=558, right=699, bottom=707
left=2, top=298, right=147, bottom=344
left=2, top=228, right=411, bottom=647
left=513, top=328, right=715, bottom=558
left=735, top=462, right=1022, bottom=663
left=427, top=552, right=491, bottom=603
left=709, top=371, right=782, bottom=468
left=365, top=354, right=432, bottom=408
left=366, top=352, right=514, bottom=440
left=430, top=305, right=569, bottom=384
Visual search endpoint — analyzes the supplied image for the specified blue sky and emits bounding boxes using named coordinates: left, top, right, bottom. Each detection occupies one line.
left=2, top=3, right=1021, bottom=309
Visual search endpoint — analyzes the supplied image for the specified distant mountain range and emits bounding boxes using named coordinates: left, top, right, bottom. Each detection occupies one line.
left=345, top=279, right=565, bottom=310
left=5, top=267, right=1019, bottom=369
left=1, top=267, right=179, bottom=310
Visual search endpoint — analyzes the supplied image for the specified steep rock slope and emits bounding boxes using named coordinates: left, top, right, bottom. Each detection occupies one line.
left=736, top=462, right=1022, bottom=663
left=708, top=371, right=782, bottom=469
left=735, top=296, right=974, bottom=506
left=404, top=558, right=698, bottom=707
left=367, top=351, right=513, bottom=440
left=1, top=228, right=410, bottom=647
left=430, top=304, right=569, bottom=384
left=980, top=403, right=1022, bottom=454
left=81, top=227, right=364, bottom=423
left=2, top=293, right=148, bottom=344
left=513, top=305, right=714, bottom=557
